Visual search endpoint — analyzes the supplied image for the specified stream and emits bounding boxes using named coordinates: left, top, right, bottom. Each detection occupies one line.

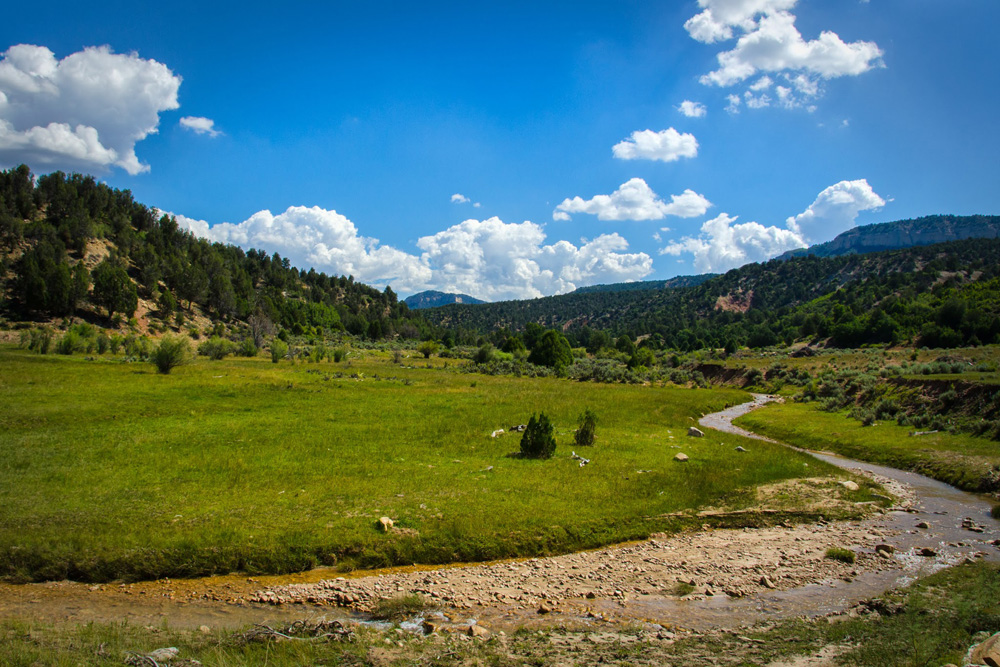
left=1, top=395, right=997, bottom=632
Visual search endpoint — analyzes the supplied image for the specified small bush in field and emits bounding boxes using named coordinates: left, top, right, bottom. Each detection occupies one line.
left=574, top=408, right=598, bottom=447
left=150, top=335, right=191, bottom=374
left=521, top=413, right=556, bottom=459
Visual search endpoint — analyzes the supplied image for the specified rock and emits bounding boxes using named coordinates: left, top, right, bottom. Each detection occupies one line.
left=674, top=453, right=689, bottom=462
left=688, top=427, right=705, bottom=438
left=467, top=624, right=490, bottom=638
left=760, top=576, right=776, bottom=589
left=147, top=647, right=180, bottom=662
left=917, top=547, right=937, bottom=557
left=840, top=481, right=860, bottom=492
left=198, top=625, right=211, bottom=634
left=735, top=446, right=747, bottom=452
left=537, top=602, right=553, bottom=614
left=969, top=631, right=1000, bottom=667
left=585, top=591, right=597, bottom=599
left=422, top=620, right=439, bottom=635
left=916, top=521, right=930, bottom=529
left=377, top=516, right=393, bottom=531
left=875, top=544, right=895, bottom=556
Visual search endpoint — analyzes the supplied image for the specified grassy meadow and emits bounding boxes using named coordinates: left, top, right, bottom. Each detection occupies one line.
left=736, top=400, right=1000, bottom=492
left=0, top=345, right=846, bottom=583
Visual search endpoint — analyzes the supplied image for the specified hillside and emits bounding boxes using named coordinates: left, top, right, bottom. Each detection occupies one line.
left=0, top=165, right=430, bottom=341
left=423, top=238, right=1000, bottom=351
left=780, top=214, right=1000, bottom=259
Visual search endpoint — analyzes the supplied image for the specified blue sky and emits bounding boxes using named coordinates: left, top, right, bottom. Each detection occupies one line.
left=2, top=1, right=998, bottom=300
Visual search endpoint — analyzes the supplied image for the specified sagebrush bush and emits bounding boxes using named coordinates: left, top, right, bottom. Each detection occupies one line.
left=270, top=339, right=288, bottom=363
left=198, top=336, right=236, bottom=360
left=150, top=335, right=191, bottom=374
left=520, top=413, right=556, bottom=459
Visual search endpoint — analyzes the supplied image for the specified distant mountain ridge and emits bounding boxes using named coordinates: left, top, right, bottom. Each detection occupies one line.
left=570, top=274, right=715, bottom=295
left=781, top=214, right=1000, bottom=260
left=404, top=290, right=485, bottom=309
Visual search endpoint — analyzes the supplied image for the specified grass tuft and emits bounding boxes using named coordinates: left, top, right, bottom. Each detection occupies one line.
left=825, top=547, right=856, bottom=564
left=369, top=593, right=429, bottom=621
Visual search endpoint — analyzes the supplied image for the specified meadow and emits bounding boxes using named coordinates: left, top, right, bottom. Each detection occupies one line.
left=736, top=400, right=1000, bottom=492
left=0, top=346, right=844, bottom=583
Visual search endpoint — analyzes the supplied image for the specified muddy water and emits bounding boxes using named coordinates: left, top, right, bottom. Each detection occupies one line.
left=2, top=396, right=997, bottom=632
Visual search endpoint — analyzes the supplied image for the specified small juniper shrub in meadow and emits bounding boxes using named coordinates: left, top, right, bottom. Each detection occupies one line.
left=520, top=413, right=556, bottom=459
left=332, top=346, right=347, bottom=362
left=575, top=408, right=598, bottom=447
left=150, top=335, right=191, bottom=374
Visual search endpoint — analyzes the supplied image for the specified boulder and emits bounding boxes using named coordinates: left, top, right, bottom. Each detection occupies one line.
left=688, top=427, right=705, bottom=437
left=917, top=547, right=937, bottom=557
left=916, top=521, right=930, bottom=529
left=735, top=446, right=747, bottom=452
left=674, top=453, right=689, bottom=462
left=377, top=516, right=393, bottom=532
left=467, top=624, right=490, bottom=638
left=421, top=620, right=439, bottom=635
left=840, top=481, right=860, bottom=492
left=969, top=631, right=1000, bottom=667
left=760, top=576, right=776, bottom=589
left=875, top=544, right=895, bottom=556
left=147, top=648, right=180, bottom=662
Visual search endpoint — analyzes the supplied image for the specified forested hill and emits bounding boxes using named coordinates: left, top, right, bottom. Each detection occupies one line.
left=780, top=214, right=1000, bottom=260
left=423, top=238, right=1000, bottom=351
left=0, top=165, right=430, bottom=340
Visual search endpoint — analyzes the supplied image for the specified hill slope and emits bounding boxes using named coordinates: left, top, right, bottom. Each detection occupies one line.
left=423, top=238, right=1000, bottom=351
left=0, top=165, right=430, bottom=341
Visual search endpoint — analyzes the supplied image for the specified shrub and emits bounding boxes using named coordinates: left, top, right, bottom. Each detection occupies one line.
left=29, top=327, right=53, bottom=354
left=198, top=336, right=237, bottom=360
left=150, top=335, right=191, bottom=374
left=238, top=337, right=259, bottom=358
left=270, top=339, right=288, bottom=363
left=56, top=331, right=86, bottom=355
left=474, top=343, right=497, bottom=365
left=108, top=334, right=123, bottom=354
left=825, top=547, right=856, bottom=564
left=992, top=504, right=1000, bottom=520
left=417, top=340, right=438, bottom=359
left=309, top=343, right=327, bottom=363
left=332, top=347, right=347, bottom=362
left=520, top=413, right=556, bottom=459
left=96, top=334, right=110, bottom=355
left=574, top=408, right=598, bottom=447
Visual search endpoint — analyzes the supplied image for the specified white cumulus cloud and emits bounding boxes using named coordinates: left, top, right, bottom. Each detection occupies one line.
left=179, top=116, right=220, bottom=137
left=678, top=100, right=707, bottom=118
left=686, top=1, right=882, bottom=110
left=786, top=178, right=885, bottom=237
left=612, top=128, right=698, bottom=162
left=450, top=193, right=470, bottom=203
left=661, top=178, right=886, bottom=272
left=416, top=218, right=652, bottom=301
left=0, top=44, right=181, bottom=174
left=554, top=178, right=711, bottom=222
left=170, top=207, right=652, bottom=301
left=661, top=213, right=806, bottom=273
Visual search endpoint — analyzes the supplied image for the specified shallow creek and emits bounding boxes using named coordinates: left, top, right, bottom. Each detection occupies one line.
left=1, top=395, right=997, bottom=632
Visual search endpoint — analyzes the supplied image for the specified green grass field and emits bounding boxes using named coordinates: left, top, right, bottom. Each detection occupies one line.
left=736, top=400, right=1000, bottom=492
left=0, top=346, right=845, bottom=582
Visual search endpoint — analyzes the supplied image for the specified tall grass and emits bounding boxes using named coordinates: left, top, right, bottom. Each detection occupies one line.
left=0, top=346, right=833, bottom=582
